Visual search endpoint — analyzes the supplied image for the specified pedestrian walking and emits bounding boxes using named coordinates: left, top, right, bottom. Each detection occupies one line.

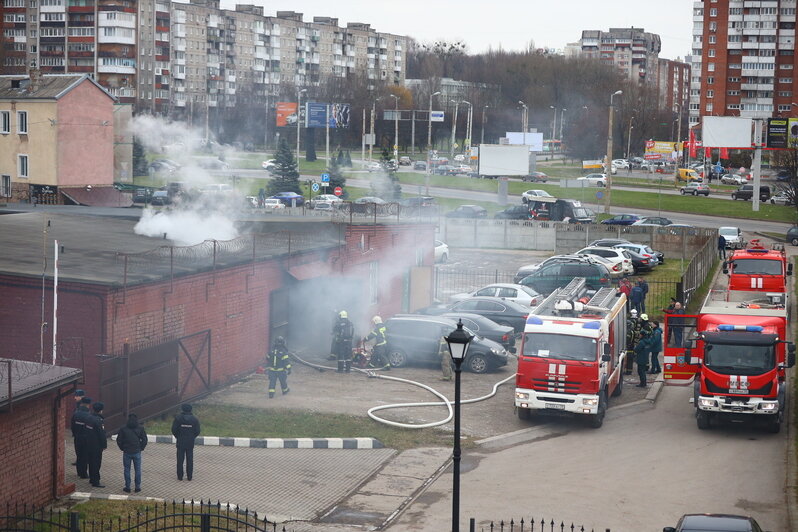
left=648, top=321, right=663, bottom=374
left=172, top=404, right=201, bottom=481
left=634, top=330, right=653, bottom=387
left=637, top=277, right=649, bottom=314
left=629, top=283, right=644, bottom=316
left=71, top=395, right=92, bottom=478
left=86, top=402, right=107, bottom=488
left=718, top=234, right=727, bottom=259
left=267, top=336, right=291, bottom=398
left=364, top=316, right=390, bottom=369
left=332, top=310, right=355, bottom=373
left=116, top=413, right=147, bottom=493
left=439, top=336, right=453, bottom=381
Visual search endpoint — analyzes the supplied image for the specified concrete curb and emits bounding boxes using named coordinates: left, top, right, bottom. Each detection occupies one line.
left=109, top=434, right=384, bottom=449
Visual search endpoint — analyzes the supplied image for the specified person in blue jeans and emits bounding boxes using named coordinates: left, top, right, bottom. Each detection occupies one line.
left=116, top=413, right=148, bottom=493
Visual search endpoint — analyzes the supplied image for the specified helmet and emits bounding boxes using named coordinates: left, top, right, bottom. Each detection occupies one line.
left=630, top=309, right=638, bottom=318
left=339, top=310, right=348, bottom=319
left=275, top=336, right=285, bottom=346
left=640, top=313, right=649, bottom=321
left=372, top=316, right=382, bottom=324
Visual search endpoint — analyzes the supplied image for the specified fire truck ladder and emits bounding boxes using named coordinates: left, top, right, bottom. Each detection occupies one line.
left=587, top=287, right=618, bottom=313
left=532, top=277, right=589, bottom=317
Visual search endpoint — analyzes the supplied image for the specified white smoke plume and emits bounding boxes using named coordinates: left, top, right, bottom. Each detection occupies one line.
left=134, top=208, right=238, bottom=246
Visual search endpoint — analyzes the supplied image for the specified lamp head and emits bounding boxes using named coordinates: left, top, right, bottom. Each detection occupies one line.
left=614, top=90, right=623, bottom=96
left=432, top=91, right=441, bottom=96
left=445, top=319, right=473, bottom=361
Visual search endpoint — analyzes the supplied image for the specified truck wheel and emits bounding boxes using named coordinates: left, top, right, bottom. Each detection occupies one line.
left=731, top=194, right=737, bottom=200
left=588, top=391, right=607, bottom=428
left=696, top=410, right=711, bottom=430
left=791, top=237, right=798, bottom=246
left=766, top=413, right=782, bottom=434
left=611, top=373, right=623, bottom=397
left=387, top=349, right=408, bottom=368
left=517, top=407, right=532, bottom=421
left=465, top=354, right=489, bottom=374
left=680, top=189, right=686, bottom=195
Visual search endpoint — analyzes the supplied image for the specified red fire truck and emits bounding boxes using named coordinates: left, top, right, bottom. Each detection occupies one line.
left=664, top=290, right=794, bottom=433
left=723, top=240, right=792, bottom=293
left=515, top=277, right=627, bottom=428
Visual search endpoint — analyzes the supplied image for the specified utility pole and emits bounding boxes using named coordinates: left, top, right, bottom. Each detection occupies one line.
left=604, top=90, right=622, bottom=214
left=390, top=93, right=399, bottom=161
left=296, top=88, right=306, bottom=163
left=449, top=100, right=460, bottom=159
left=426, top=91, right=440, bottom=195
left=480, top=105, right=488, bottom=145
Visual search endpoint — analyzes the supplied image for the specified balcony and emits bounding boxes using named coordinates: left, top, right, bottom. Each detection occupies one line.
left=98, top=64, right=135, bottom=74
left=741, top=83, right=773, bottom=91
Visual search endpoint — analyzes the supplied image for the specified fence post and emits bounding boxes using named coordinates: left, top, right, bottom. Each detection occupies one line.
left=676, top=281, right=684, bottom=305
left=470, top=518, right=475, bottom=532
left=201, top=513, right=211, bottom=532
left=69, top=511, right=80, bottom=532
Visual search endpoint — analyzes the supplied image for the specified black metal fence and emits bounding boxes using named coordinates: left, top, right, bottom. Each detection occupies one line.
left=468, top=517, right=610, bottom=532
left=0, top=500, right=289, bottom=532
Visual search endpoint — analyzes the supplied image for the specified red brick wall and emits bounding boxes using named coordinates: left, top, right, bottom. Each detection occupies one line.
left=0, top=390, right=71, bottom=506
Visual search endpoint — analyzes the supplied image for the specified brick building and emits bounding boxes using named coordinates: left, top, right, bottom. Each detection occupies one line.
left=689, top=0, right=798, bottom=126
left=0, top=212, right=435, bottom=430
left=657, top=58, right=691, bottom=114
left=578, top=27, right=662, bottom=85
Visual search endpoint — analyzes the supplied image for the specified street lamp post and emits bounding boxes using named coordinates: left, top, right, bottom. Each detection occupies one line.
left=445, top=320, right=473, bottom=532
left=550, top=105, right=557, bottom=143
left=675, top=103, right=683, bottom=171
left=559, top=108, right=567, bottom=142
left=604, top=89, right=623, bottom=214
left=369, top=97, right=381, bottom=162
left=296, top=88, right=307, bottom=163
left=390, top=93, right=399, bottom=162
left=626, top=117, right=634, bottom=160
left=426, top=91, right=441, bottom=194
left=518, top=101, right=528, bottom=146
left=480, top=105, right=489, bottom=145
left=462, top=100, right=472, bottom=156
left=449, top=100, right=460, bottom=159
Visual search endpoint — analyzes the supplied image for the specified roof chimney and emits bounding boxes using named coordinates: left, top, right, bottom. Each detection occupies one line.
left=28, top=69, right=42, bottom=93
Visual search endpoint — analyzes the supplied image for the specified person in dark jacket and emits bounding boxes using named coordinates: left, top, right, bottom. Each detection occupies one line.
left=364, top=316, right=390, bottom=369
left=116, top=413, right=148, bottom=493
left=267, top=336, right=291, bottom=398
left=172, top=404, right=201, bottom=481
left=86, top=402, right=107, bottom=488
left=718, top=234, right=727, bottom=259
left=629, top=284, right=644, bottom=315
left=648, top=321, right=663, bottom=374
left=634, top=330, right=653, bottom=387
left=332, top=310, right=355, bottom=373
left=636, top=277, right=649, bottom=314
left=71, top=395, right=92, bottom=479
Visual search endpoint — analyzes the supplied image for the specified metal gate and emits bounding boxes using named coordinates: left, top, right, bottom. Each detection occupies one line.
left=98, top=330, right=211, bottom=431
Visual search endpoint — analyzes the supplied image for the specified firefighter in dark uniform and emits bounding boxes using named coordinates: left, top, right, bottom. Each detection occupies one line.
left=71, top=395, right=92, bottom=478
left=364, top=316, right=390, bottom=369
left=625, top=309, right=640, bottom=375
left=332, top=310, right=355, bottom=373
left=267, top=336, right=291, bottom=397
left=86, top=401, right=107, bottom=488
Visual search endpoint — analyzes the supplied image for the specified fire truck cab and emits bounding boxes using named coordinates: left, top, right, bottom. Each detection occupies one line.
left=723, top=240, right=792, bottom=293
left=664, top=290, right=794, bottom=433
left=515, top=278, right=627, bottom=428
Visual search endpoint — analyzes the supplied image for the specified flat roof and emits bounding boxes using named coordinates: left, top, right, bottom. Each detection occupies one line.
left=0, top=358, right=82, bottom=406
left=0, top=211, right=339, bottom=286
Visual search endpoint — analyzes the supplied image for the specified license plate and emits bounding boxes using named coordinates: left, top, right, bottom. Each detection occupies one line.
left=728, top=389, right=746, bottom=394
left=545, top=403, right=565, bottom=410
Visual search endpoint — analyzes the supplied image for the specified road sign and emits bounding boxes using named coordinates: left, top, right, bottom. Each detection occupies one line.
left=321, top=173, right=330, bottom=182
left=596, top=191, right=604, bottom=200
left=334, top=186, right=343, bottom=196
left=311, top=182, right=320, bottom=192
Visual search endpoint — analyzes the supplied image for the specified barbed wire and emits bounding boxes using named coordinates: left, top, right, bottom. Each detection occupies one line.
left=0, top=358, right=66, bottom=385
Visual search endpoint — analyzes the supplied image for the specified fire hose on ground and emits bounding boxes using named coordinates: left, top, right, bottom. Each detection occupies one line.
left=290, top=351, right=517, bottom=429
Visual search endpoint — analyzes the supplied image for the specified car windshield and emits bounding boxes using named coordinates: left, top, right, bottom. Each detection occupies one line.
left=522, top=333, right=597, bottom=361
left=704, top=343, right=775, bottom=374
left=519, top=285, right=538, bottom=297
left=719, top=228, right=738, bottom=237
left=572, top=208, right=589, bottom=217
left=732, top=258, right=783, bottom=275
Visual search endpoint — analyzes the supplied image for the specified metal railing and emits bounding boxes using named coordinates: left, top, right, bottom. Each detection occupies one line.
left=468, top=517, right=610, bottom=532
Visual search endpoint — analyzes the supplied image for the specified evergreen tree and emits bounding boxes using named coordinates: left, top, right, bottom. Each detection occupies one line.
left=132, top=137, right=148, bottom=177
left=268, top=137, right=301, bottom=195
left=371, top=146, right=402, bottom=200
left=327, top=156, right=348, bottom=199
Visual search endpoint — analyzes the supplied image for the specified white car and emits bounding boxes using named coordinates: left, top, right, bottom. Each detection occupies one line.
left=365, top=161, right=383, bottom=172
left=719, top=226, right=744, bottom=249
left=577, top=173, right=607, bottom=187
left=434, top=240, right=449, bottom=263
left=612, top=159, right=630, bottom=169
left=453, top=154, right=466, bottom=162
left=262, top=198, right=285, bottom=210
left=613, top=243, right=660, bottom=266
left=450, top=283, right=542, bottom=307
left=261, top=159, right=277, bottom=172
left=721, top=174, right=748, bottom=185
left=577, top=246, right=634, bottom=277
left=521, top=189, right=553, bottom=203
left=310, top=194, right=342, bottom=209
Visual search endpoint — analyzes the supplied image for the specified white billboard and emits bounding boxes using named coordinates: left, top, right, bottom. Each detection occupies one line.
left=504, top=131, right=544, bottom=152
left=702, top=116, right=752, bottom=148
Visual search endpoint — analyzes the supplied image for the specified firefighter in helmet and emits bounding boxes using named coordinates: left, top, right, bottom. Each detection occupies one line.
left=332, top=310, right=355, bottom=373
left=364, top=315, right=390, bottom=370
left=625, top=309, right=640, bottom=375
left=267, top=336, right=291, bottom=398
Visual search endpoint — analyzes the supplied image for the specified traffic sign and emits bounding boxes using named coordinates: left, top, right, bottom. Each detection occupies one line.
left=321, top=172, right=330, bottom=182
left=596, top=191, right=603, bottom=199
left=334, top=186, right=343, bottom=196
left=311, top=182, right=320, bottom=192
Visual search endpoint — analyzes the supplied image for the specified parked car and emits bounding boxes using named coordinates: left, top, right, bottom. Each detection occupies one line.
left=770, top=190, right=794, bottom=206
left=632, top=216, right=673, bottom=226
left=400, top=196, right=438, bottom=209
left=354, top=196, right=387, bottom=204
left=521, top=189, right=553, bottom=203
left=149, top=190, right=171, bottom=206
left=494, top=205, right=533, bottom=220
left=148, top=159, right=180, bottom=176
left=261, top=159, right=277, bottom=172
left=445, top=205, right=488, bottom=218
left=600, top=213, right=641, bottom=225
left=310, top=194, right=342, bottom=209
left=365, top=161, right=383, bottom=172
left=613, top=243, right=663, bottom=265
left=434, top=240, right=449, bottom=263
left=262, top=198, right=286, bottom=210
left=399, top=156, right=412, bottom=166
left=731, top=184, right=771, bottom=201
left=576, top=246, right=635, bottom=277
left=663, top=513, right=768, bottom=532
left=132, top=188, right=154, bottom=204
left=625, top=248, right=656, bottom=273
left=721, top=174, right=748, bottom=185
left=434, top=164, right=457, bottom=175
left=270, top=191, right=305, bottom=206
left=450, top=164, right=472, bottom=175
left=449, top=283, right=542, bottom=307
left=522, top=171, right=548, bottom=182
left=439, top=312, right=516, bottom=353
left=589, top=238, right=631, bottom=248
left=197, top=158, right=229, bottom=170
left=577, top=173, right=607, bottom=187
left=517, top=257, right=612, bottom=295
left=612, top=159, right=629, bottom=169
left=413, top=161, right=427, bottom=170
left=776, top=169, right=792, bottom=182
left=513, top=254, right=611, bottom=283
left=719, top=226, right=745, bottom=249
left=420, top=297, right=531, bottom=334
left=787, top=226, right=798, bottom=246
left=680, top=182, right=710, bottom=196
left=384, top=315, right=508, bottom=373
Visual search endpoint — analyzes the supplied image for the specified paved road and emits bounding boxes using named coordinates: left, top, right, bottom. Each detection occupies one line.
left=386, top=384, right=790, bottom=532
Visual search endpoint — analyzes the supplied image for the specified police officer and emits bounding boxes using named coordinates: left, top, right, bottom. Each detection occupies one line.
left=172, top=404, right=201, bottom=481
left=364, top=316, right=390, bottom=370
left=332, top=310, right=354, bottom=373
left=71, top=395, right=92, bottom=479
left=267, top=336, right=291, bottom=398
left=86, top=401, right=107, bottom=488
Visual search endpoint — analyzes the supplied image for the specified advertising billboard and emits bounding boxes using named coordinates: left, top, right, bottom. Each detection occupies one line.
left=702, top=116, right=752, bottom=148
left=276, top=102, right=298, bottom=127
left=305, top=102, right=351, bottom=128
left=504, top=131, right=544, bottom=152
left=767, top=118, right=788, bottom=149
left=644, top=140, right=677, bottom=155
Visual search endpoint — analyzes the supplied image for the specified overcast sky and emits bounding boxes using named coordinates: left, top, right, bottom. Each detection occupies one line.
left=220, top=0, right=695, bottom=60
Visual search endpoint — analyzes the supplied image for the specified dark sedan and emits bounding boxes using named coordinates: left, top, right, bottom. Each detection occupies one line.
left=600, top=213, right=641, bottom=225
left=663, top=513, right=768, bottom=532
left=270, top=192, right=305, bottom=206
left=440, top=312, right=516, bottom=353
left=445, top=205, right=488, bottom=218
left=625, top=248, right=656, bottom=273
left=494, top=205, right=532, bottom=220
left=419, top=296, right=529, bottom=334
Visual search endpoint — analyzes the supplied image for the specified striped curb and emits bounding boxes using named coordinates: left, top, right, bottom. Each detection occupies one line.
left=111, top=434, right=384, bottom=449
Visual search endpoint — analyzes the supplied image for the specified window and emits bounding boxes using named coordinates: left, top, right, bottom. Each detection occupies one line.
left=706, top=103, right=714, bottom=112
left=707, top=76, right=715, bottom=84
left=727, top=104, right=741, bottom=110
left=708, top=63, right=715, bottom=72
left=707, top=90, right=714, bottom=98
left=18, top=155, right=28, bottom=178
left=778, top=104, right=792, bottom=112
left=0, top=175, right=9, bottom=198
left=709, top=35, right=716, bottom=44
left=710, top=8, right=717, bottom=16
left=728, top=90, right=740, bottom=96
left=728, top=77, right=741, bottom=83
left=16, top=111, right=27, bottom=134
left=0, top=111, right=8, bottom=134
left=779, top=77, right=793, bottom=83
left=709, top=21, right=717, bottom=31
left=709, top=49, right=716, bottom=57
left=779, top=91, right=793, bottom=97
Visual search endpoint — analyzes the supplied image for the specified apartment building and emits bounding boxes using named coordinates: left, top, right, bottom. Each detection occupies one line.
left=657, top=57, right=691, bottom=112
left=1, top=0, right=407, bottom=114
left=690, top=0, right=798, bottom=126
left=578, top=27, right=662, bottom=84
